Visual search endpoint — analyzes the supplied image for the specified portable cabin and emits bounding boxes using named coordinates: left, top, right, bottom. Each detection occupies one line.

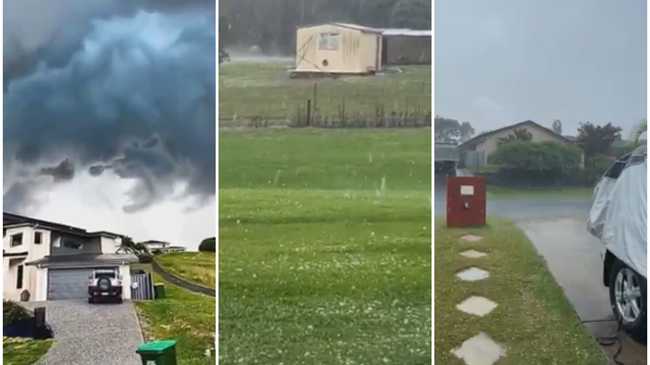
left=294, top=23, right=383, bottom=75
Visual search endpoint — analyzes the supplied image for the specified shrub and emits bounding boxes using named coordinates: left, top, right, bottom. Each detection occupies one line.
left=138, top=254, right=153, bottom=263
left=199, top=237, right=216, bottom=252
left=490, top=141, right=582, bottom=183
left=3, top=301, right=31, bottom=326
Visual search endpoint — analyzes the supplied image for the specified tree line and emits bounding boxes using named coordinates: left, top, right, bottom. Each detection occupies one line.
left=219, top=0, right=431, bottom=54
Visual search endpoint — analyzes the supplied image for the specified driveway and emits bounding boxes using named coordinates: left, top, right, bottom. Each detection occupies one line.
left=22, top=300, right=143, bottom=365
left=436, top=178, right=647, bottom=364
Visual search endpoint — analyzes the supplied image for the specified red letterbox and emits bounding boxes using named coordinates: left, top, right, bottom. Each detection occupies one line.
left=446, top=176, right=486, bottom=227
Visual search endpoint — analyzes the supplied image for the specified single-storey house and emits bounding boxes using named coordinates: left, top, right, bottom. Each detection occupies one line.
left=458, top=120, right=579, bottom=169
left=294, top=23, right=383, bottom=75
left=3, top=213, right=137, bottom=302
left=381, top=28, right=431, bottom=65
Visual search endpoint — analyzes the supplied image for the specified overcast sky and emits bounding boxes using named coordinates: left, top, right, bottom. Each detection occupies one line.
left=4, top=1, right=215, bottom=250
left=435, top=0, right=646, bottom=137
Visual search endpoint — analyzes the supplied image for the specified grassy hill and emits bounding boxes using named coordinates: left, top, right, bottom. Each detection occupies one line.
left=133, top=253, right=215, bottom=365
left=156, top=252, right=215, bottom=289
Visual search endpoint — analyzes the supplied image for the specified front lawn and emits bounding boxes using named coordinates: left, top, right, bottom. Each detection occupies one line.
left=156, top=252, right=215, bottom=289
left=133, top=263, right=215, bottom=365
left=435, top=219, right=607, bottom=364
left=220, top=129, right=431, bottom=364
left=3, top=337, right=53, bottom=365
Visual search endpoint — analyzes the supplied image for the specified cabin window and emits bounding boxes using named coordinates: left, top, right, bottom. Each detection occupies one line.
left=319, top=33, right=340, bottom=51
left=10, top=233, right=23, bottom=247
left=16, top=265, right=23, bottom=289
left=62, top=239, right=83, bottom=250
left=34, top=232, right=42, bottom=244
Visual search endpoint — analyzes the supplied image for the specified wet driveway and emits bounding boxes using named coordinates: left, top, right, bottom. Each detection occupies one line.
left=436, top=178, right=647, bottom=364
left=22, top=299, right=143, bottom=365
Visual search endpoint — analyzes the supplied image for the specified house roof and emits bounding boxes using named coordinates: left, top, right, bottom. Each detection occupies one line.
left=299, top=22, right=383, bottom=34
left=3, top=212, right=124, bottom=239
left=26, top=253, right=138, bottom=269
left=458, top=120, right=573, bottom=150
left=381, top=28, right=431, bottom=37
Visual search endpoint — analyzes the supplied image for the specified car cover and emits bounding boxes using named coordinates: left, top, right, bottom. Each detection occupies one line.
left=589, top=144, right=647, bottom=277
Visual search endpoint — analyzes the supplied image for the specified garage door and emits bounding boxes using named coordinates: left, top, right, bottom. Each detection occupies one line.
left=48, top=269, right=93, bottom=300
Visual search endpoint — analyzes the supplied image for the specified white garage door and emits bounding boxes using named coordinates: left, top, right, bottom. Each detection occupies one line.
left=48, top=269, right=93, bottom=300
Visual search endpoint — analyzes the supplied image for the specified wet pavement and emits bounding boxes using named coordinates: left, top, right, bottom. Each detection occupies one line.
left=436, top=178, right=647, bottom=364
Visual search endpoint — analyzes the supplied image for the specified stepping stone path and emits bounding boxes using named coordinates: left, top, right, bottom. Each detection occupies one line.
left=452, top=234, right=506, bottom=364
left=460, top=249, right=487, bottom=258
left=460, top=234, right=484, bottom=242
left=456, top=267, right=490, bottom=282
left=456, top=296, right=497, bottom=317
left=451, top=332, right=506, bottom=365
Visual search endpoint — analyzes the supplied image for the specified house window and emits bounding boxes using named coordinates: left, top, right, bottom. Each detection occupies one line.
left=16, top=265, right=23, bottom=289
left=10, top=234, right=23, bottom=247
left=34, top=232, right=42, bottom=244
left=319, top=33, right=340, bottom=50
left=62, top=239, right=83, bottom=250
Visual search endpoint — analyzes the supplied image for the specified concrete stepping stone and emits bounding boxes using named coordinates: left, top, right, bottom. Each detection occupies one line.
left=456, top=267, right=490, bottom=282
left=460, top=249, right=487, bottom=259
left=456, top=296, right=498, bottom=317
left=460, top=234, right=483, bottom=242
left=451, top=332, right=506, bottom=365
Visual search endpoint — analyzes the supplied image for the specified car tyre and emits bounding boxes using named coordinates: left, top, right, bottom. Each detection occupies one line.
left=609, top=259, right=646, bottom=342
left=88, top=297, right=94, bottom=304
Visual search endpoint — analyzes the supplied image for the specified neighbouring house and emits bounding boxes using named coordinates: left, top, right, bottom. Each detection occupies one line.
left=3, top=213, right=137, bottom=302
left=458, top=120, right=580, bottom=169
left=140, top=240, right=186, bottom=254
left=294, top=23, right=383, bottom=75
left=140, top=240, right=170, bottom=252
left=380, top=28, right=431, bottom=65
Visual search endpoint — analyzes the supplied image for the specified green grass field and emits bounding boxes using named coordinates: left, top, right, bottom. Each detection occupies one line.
left=133, top=259, right=215, bottom=365
left=3, top=337, right=53, bottom=365
left=156, top=252, right=215, bottom=289
left=219, top=62, right=430, bottom=121
left=487, top=185, right=593, bottom=199
left=219, top=128, right=431, bottom=364
left=435, top=219, right=607, bottom=364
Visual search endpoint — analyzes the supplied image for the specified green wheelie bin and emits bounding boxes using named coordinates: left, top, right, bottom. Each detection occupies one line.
left=136, top=340, right=177, bottom=365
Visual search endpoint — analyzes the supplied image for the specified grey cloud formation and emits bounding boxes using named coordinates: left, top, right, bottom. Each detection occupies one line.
left=4, top=9, right=215, bottom=214
left=40, top=159, right=75, bottom=182
left=435, top=0, right=646, bottom=135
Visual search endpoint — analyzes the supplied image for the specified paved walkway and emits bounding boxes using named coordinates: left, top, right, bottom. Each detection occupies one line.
left=23, top=299, right=143, bottom=365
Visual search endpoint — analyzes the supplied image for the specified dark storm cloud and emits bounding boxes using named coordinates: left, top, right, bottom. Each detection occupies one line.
left=4, top=0, right=214, bottom=85
left=40, top=159, right=75, bottom=182
left=4, top=10, right=215, bottom=213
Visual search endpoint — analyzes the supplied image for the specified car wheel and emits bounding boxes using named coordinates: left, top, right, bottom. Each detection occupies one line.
left=609, top=259, right=646, bottom=341
left=88, top=297, right=94, bottom=304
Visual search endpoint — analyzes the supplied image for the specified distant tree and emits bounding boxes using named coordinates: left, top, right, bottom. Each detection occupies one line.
left=632, top=118, right=647, bottom=144
left=576, top=122, right=622, bottom=161
left=199, top=237, right=216, bottom=252
left=390, top=0, right=431, bottom=29
left=434, top=116, right=461, bottom=143
left=117, top=237, right=139, bottom=255
left=459, top=121, right=475, bottom=142
left=552, top=120, right=562, bottom=135
left=497, top=128, right=533, bottom=145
